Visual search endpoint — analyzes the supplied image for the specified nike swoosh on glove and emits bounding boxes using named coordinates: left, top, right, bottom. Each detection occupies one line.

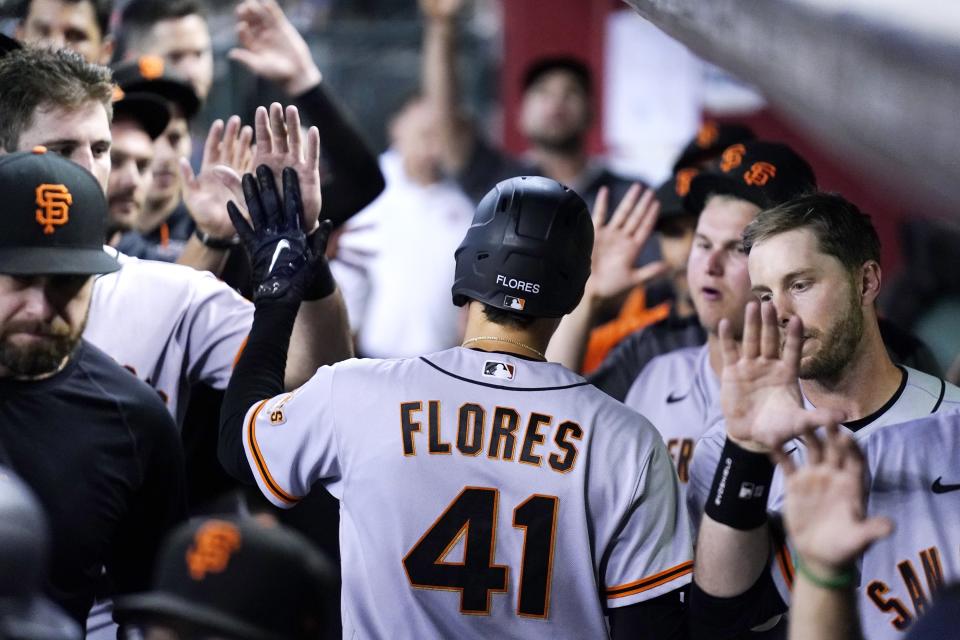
left=228, top=165, right=329, bottom=305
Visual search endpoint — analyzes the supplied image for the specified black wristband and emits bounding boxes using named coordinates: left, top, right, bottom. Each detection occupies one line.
left=704, top=438, right=774, bottom=530
left=195, top=228, right=240, bottom=250
left=302, top=258, right=335, bottom=301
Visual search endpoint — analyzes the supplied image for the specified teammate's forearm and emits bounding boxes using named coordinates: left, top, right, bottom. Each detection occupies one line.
left=694, top=517, right=771, bottom=596
left=545, top=292, right=600, bottom=370
left=175, top=236, right=230, bottom=275
left=219, top=301, right=300, bottom=482
left=790, top=572, right=862, bottom=640
left=422, top=15, right=472, bottom=173
left=285, top=286, right=353, bottom=388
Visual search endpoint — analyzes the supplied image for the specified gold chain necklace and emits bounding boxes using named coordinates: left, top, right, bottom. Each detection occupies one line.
left=461, top=336, right=546, bottom=360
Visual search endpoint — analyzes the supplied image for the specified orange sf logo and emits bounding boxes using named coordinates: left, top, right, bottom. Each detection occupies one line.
left=696, top=122, right=719, bottom=148
left=743, top=162, right=777, bottom=186
left=674, top=168, right=698, bottom=197
left=720, top=144, right=746, bottom=172
left=138, top=55, right=165, bottom=80
left=35, top=184, right=72, bottom=235
left=185, top=520, right=242, bottom=580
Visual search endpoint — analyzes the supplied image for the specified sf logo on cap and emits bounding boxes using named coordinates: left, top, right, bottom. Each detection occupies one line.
left=185, top=520, right=242, bottom=580
left=35, top=184, right=72, bottom=235
left=743, top=162, right=777, bottom=186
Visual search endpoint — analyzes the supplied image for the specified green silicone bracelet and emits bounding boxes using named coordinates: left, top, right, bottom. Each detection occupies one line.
left=795, top=556, right=855, bottom=590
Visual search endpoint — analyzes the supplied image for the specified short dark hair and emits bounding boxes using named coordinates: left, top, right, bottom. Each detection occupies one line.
left=522, top=56, right=591, bottom=96
left=0, top=47, right=113, bottom=152
left=115, top=0, right=206, bottom=57
left=481, top=304, right=537, bottom=330
left=743, top=192, right=881, bottom=270
left=18, top=0, right=113, bottom=39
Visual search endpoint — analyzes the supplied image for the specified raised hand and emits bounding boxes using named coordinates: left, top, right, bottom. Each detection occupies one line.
left=419, top=0, right=464, bottom=20
left=779, top=424, right=893, bottom=575
left=216, top=103, right=322, bottom=235
left=228, top=165, right=330, bottom=305
left=719, top=301, right=845, bottom=452
left=584, top=184, right=668, bottom=302
left=229, top=0, right=322, bottom=96
left=180, top=116, right=254, bottom=240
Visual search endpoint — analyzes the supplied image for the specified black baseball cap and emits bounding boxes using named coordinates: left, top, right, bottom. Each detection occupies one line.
left=655, top=167, right=701, bottom=231
left=0, top=149, right=120, bottom=276
left=0, top=467, right=82, bottom=640
left=522, top=56, right=592, bottom=95
left=111, top=55, right=200, bottom=120
left=114, top=517, right=336, bottom=640
left=684, top=140, right=817, bottom=215
left=112, top=86, right=171, bottom=140
left=672, top=121, right=756, bottom=173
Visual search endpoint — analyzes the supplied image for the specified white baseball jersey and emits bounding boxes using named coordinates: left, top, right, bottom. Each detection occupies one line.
left=624, top=345, right=720, bottom=501
left=84, top=250, right=253, bottom=427
left=242, top=347, right=693, bottom=639
left=689, top=366, right=960, bottom=638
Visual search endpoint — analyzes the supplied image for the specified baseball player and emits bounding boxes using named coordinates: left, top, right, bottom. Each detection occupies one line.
left=687, top=193, right=960, bottom=639
left=219, top=171, right=693, bottom=639
left=0, top=47, right=352, bottom=430
left=620, top=141, right=817, bottom=503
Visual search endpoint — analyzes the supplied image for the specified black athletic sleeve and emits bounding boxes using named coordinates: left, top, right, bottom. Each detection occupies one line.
left=455, top=135, right=529, bottom=205
left=293, top=83, right=385, bottom=227
left=588, top=329, right=657, bottom=402
left=108, top=400, right=187, bottom=594
left=219, top=301, right=300, bottom=484
left=609, top=585, right=689, bottom=640
left=688, top=572, right=788, bottom=640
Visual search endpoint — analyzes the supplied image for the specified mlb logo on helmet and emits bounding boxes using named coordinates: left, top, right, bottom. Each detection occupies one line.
left=504, top=295, right=525, bottom=311
left=483, top=361, right=516, bottom=380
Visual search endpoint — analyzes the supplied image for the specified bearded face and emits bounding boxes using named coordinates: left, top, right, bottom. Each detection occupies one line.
left=796, top=278, right=865, bottom=381
left=0, top=275, right=92, bottom=378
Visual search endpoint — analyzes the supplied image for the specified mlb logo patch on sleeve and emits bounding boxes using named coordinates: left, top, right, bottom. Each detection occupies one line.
left=483, top=361, right=515, bottom=380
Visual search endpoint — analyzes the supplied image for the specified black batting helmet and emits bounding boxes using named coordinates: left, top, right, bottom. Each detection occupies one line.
left=452, top=176, right=593, bottom=318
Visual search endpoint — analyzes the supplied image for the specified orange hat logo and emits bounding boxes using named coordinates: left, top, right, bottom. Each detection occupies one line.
left=696, top=122, right=719, bottom=148
left=720, top=144, right=746, bottom=172
left=138, top=55, right=165, bottom=80
left=185, top=520, right=242, bottom=581
left=743, top=162, right=777, bottom=186
left=35, top=184, right=72, bottom=235
left=675, top=168, right=698, bottom=197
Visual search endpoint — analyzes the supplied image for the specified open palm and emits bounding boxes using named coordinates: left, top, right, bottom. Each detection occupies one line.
left=720, top=302, right=841, bottom=451
left=781, top=425, right=893, bottom=571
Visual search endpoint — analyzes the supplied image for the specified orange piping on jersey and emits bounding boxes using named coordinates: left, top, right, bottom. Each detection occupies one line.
left=605, top=560, right=694, bottom=599
left=775, top=542, right=795, bottom=590
left=232, top=336, right=249, bottom=368
left=247, top=399, right=300, bottom=505
left=160, top=222, right=170, bottom=247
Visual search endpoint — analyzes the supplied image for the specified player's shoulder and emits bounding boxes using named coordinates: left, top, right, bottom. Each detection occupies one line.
left=639, top=345, right=702, bottom=379
left=899, top=365, right=960, bottom=413
left=95, top=251, right=246, bottom=302
left=73, top=340, right=177, bottom=434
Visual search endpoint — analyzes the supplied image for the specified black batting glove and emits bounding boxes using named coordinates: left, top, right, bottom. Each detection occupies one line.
left=228, top=165, right=333, bottom=305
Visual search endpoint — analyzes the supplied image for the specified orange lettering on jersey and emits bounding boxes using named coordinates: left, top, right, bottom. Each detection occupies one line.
left=428, top=400, right=451, bottom=454
left=548, top=421, right=583, bottom=473
left=919, top=547, right=944, bottom=594
left=719, top=144, right=746, bottom=172
left=400, top=401, right=423, bottom=456
left=898, top=559, right=930, bottom=616
left=518, top=413, right=551, bottom=467
left=667, top=439, right=696, bottom=483
left=488, top=407, right=520, bottom=461
left=185, top=520, right=242, bottom=580
left=866, top=580, right=913, bottom=631
left=457, top=404, right=485, bottom=456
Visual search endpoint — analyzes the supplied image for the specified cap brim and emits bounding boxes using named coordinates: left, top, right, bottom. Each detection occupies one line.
left=113, top=94, right=171, bottom=139
left=114, top=593, right=283, bottom=640
left=0, top=247, right=120, bottom=276
left=684, top=172, right=765, bottom=215
left=126, top=79, right=200, bottom=120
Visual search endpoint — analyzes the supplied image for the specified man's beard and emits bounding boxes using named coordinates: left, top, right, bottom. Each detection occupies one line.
left=0, top=318, right=85, bottom=377
left=799, top=287, right=865, bottom=382
left=527, top=130, right=584, bottom=155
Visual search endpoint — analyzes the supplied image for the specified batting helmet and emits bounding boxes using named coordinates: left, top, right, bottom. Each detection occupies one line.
left=452, top=176, right=593, bottom=318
